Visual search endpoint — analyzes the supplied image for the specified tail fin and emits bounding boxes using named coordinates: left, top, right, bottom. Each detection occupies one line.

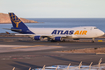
left=9, top=13, right=28, bottom=29
left=8, top=13, right=34, bottom=34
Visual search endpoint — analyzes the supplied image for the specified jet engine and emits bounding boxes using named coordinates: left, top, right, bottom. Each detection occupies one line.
left=54, top=37, right=63, bottom=41
left=34, top=36, right=41, bottom=40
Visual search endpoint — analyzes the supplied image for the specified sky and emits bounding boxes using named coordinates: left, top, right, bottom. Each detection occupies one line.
left=0, top=0, right=105, bottom=18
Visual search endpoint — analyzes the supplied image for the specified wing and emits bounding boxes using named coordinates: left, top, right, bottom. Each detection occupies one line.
left=15, top=33, right=76, bottom=41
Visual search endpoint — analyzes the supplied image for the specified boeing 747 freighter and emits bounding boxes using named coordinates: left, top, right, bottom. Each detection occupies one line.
left=6, top=13, right=104, bottom=42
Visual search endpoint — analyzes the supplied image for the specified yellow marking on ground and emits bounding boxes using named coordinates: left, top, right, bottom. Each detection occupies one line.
left=98, top=40, right=103, bottom=42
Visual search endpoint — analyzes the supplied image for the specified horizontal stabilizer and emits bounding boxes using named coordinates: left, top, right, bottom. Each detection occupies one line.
left=11, top=29, right=22, bottom=31
left=15, top=34, right=34, bottom=35
left=3, top=28, right=22, bottom=31
left=2, top=28, right=11, bottom=30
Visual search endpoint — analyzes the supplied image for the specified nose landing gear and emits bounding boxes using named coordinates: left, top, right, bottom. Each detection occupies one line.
left=92, top=38, right=95, bottom=43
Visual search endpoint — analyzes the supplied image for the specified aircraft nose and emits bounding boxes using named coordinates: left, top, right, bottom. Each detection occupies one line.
left=99, top=30, right=104, bottom=36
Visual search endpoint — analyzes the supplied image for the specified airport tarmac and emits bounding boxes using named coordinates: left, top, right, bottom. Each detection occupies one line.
left=0, top=37, right=105, bottom=70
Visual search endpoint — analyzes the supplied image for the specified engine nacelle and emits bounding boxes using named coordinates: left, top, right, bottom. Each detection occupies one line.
left=34, top=36, right=41, bottom=40
left=54, top=37, right=62, bottom=41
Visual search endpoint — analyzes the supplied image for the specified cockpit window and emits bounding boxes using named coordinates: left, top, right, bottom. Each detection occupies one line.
left=94, top=27, right=98, bottom=29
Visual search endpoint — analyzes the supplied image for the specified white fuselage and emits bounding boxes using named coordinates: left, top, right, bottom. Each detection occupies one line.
left=29, top=26, right=104, bottom=39
left=8, top=13, right=105, bottom=41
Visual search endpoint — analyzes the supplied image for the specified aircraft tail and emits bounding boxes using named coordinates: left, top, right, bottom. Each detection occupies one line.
left=8, top=13, right=34, bottom=34
left=9, top=13, right=28, bottom=29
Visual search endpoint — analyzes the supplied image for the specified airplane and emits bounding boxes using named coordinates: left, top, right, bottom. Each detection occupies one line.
left=6, top=13, right=105, bottom=42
